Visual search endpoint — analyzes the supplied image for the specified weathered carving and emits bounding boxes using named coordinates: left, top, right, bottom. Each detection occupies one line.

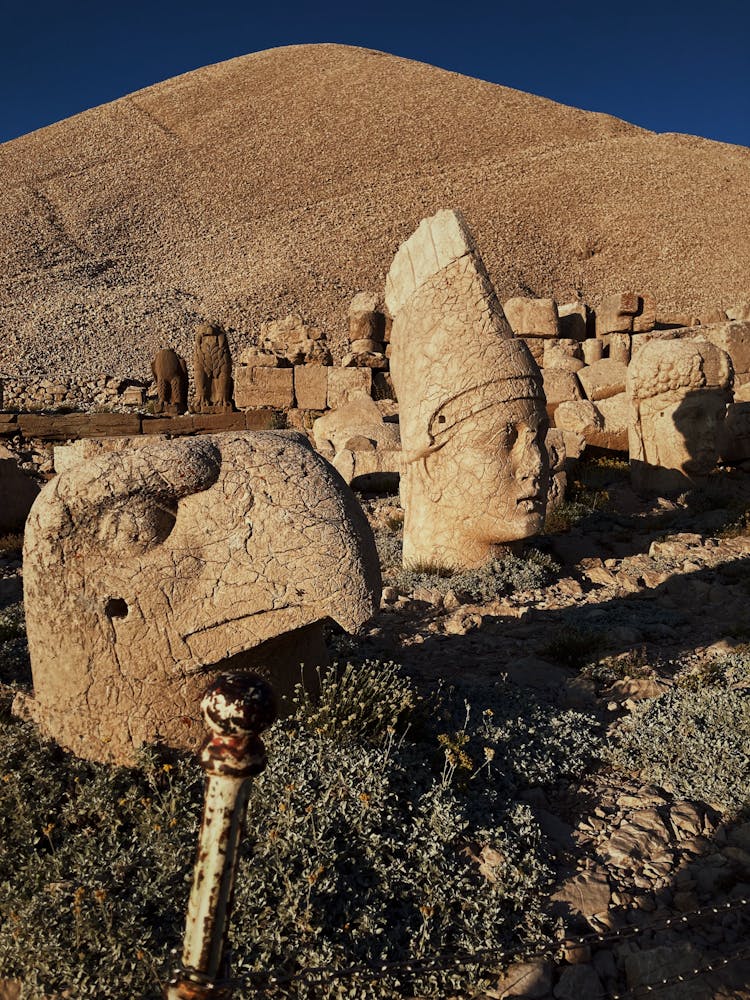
left=628, top=340, right=733, bottom=494
left=386, top=209, right=549, bottom=569
left=151, top=348, right=188, bottom=414
left=193, top=323, right=233, bottom=412
left=21, top=432, right=380, bottom=764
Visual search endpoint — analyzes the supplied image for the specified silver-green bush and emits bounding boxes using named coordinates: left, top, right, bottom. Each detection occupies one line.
left=0, top=661, right=602, bottom=998
left=609, top=685, right=750, bottom=813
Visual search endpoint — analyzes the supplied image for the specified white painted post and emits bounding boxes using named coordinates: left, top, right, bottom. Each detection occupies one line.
left=165, top=672, right=276, bottom=1000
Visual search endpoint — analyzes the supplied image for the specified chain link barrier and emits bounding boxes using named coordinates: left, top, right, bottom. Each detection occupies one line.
left=226, top=895, right=750, bottom=996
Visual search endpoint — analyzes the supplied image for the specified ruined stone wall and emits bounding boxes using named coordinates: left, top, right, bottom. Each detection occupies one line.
left=0, top=375, right=146, bottom=412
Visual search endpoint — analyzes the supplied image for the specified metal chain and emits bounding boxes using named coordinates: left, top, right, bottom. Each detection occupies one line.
left=235, top=895, right=750, bottom=992
left=610, top=944, right=750, bottom=999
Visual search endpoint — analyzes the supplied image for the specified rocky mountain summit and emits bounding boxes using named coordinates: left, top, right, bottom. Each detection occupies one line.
left=1, top=43, right=748, bottom=378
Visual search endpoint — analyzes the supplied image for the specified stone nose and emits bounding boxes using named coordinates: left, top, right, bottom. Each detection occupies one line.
left=513, top=432, right=545, bottom=486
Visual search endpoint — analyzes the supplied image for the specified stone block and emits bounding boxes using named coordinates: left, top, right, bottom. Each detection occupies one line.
left=695, top=321, right=750, bottom=382
left=333, top=448, right=403, bottom=491
left=142, top=415, right=196, bottom=435
left=558, top=301, right=590, bottom=341
left=553, top=400, right=602, bottom=442
left=120, top=386, right=146, bottom=406
left=312, top=395, right=400, bottom=455
left=237, top=348, right=279, bottom=367
left=350, top=338, right=384, bottom=354
left=721, top=401, right=750, bottom=463
left=235, top=366, right=294, bottom=409
left=294, top=366, right=329, bottom=410
left=655, top=310, right=699, bottom=329
left=542, top=369, right=583, bottom=406
left=327, top=367, right=372, bottom=409
left=699, top=308, right=728, bottom=325
left=632, top=292, right=656, bottom=333
left=543, top=339, right=584, bottom=371
left=349, top=292, right=386, bottom=342
left=503, top=297, right=559, bottom=337
left=141, top=412, right=275, bottom=435
left=578, top=358, right=628, bottom=401
left=582, top=339, right=603, bottom=364
left=591, top=392, right=628, bottom=451
left=596, top=292, right=640, bottom=337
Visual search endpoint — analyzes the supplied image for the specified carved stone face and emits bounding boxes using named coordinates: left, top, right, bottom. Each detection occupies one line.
left=420, top=396, right=549, bottom=548
left=386, top=209, right=549, bottom=568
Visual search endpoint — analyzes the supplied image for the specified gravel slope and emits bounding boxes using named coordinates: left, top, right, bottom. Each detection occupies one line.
left=1, top=43, right=748, bottom=378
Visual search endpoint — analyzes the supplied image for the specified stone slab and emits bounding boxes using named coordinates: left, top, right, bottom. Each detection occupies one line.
left=0, top=414, right=18, bottom=436
left=235, top=366, right=294, bottom=409
left=294, top=365, right=329, bottom=410
left=327, top=367, right=373, bottom=409
left=141, top=412, right=278, bottom=435
left=503, top=297, right=559, bottom=337
left=18, top=413, right=141, bottom=440
left=578, top=358, right=628, bottom=401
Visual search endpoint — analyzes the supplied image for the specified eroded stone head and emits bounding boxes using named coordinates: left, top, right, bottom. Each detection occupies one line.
left=386, top=209, right=549, bottom=568
left=628, top=340, right=733, bottom=495
left=22, top=432, right=380, bottom=763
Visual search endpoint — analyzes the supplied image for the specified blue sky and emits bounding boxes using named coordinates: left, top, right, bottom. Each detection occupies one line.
left=3, top=0, right=749, bottom=147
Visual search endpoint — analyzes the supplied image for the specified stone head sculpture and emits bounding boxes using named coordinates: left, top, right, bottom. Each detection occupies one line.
left=628, top=340, right=733, bottom=495
left=194, top=322, right=233, bottom=412
left=386, top=209, right=549, bottom=569
left=22, top=432, right=380, bottom=764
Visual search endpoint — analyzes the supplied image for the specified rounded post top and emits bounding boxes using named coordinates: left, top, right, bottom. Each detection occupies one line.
left=200, top=672, right=277, bottom=737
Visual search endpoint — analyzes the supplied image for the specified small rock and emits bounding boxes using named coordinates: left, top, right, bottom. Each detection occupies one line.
left=624, top=943, right=710, bottom=1000
left=553, top=963, right=603, bottom=999
left=552, top=866, right=611, bottom=918
left=442, top=588, right=461, bottom=610
left=495, top=958, right=553, bottom=998
left=673, top=889, right=699, bottom=912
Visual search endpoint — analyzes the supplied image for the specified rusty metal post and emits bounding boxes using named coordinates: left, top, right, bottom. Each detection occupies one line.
left=166, top=672, right=276, bottom=1000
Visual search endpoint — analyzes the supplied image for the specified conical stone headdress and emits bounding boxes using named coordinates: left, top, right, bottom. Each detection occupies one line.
left=385, top=209, right=545, bottom=461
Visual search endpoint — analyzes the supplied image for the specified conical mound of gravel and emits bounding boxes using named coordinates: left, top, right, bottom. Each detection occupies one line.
left=1, top=43, right=748, bottom=378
